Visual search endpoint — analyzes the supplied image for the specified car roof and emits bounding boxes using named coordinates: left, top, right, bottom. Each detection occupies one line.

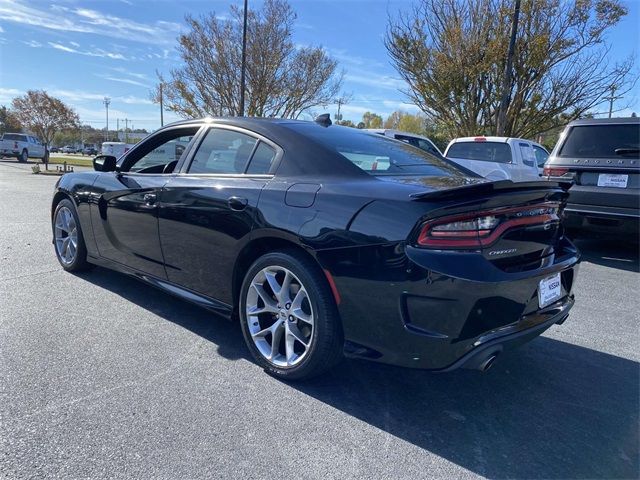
left=565, top=117, right=639, bottom=126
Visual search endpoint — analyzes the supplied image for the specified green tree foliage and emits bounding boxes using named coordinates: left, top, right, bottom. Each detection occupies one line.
left=11, top=91, right=79, bottom=149
left=385, top=0, right=634, bottom=138
left=0, top=106, right=22, bottom=135
left=383, top=110, right=427, bottom=135
left=361, top=111, right=383, bottom=129
left=155, top=0, right=343, bottom=119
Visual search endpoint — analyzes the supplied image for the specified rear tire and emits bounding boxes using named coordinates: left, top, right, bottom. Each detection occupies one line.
left=52, top=199, right=92, bottom=271
left=239, top=250, right=343, bottom=380
left=18, top=149, right=28, bottom=163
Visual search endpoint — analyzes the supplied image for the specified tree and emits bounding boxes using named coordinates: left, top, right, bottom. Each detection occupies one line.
left=383, top=110, right=427, bottom=134
left=0, top=106, right=22, bottom=135
left=154, top=0, right=343, bottom=119
left=11, top=91, right=79, bottom=166
left=361, top=111, right=383, bottom=129
left=385, top=0, right=635, bottom=139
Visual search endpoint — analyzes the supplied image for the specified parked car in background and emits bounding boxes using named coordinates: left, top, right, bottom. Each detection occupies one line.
left=445, top=136, right=547, bottom=181
left=82, top=144, right=98, bottom=156
left=61, top=145, right=80, bottom=154
left=0, top=133, right=48, bottom=162
left=50, top=146, right=60, bottom=153
left=101, top=141, right=135, bottom=158
left=366, top=129, right=444, bottom=157
left=543, top=117, right=639, bottom=238
left=51, top=116, right=579, bottom=380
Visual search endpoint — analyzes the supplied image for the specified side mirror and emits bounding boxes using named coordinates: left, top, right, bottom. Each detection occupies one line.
left=93, top=155, right=117, bottom=172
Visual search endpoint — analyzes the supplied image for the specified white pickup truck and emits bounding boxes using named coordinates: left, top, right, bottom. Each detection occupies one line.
left=444, top=136, right=549, bottom=182
left=0, top=133, right=48, bottom=162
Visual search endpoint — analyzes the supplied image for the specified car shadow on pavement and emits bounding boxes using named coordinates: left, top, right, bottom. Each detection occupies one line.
left=573, top=237, right=639, bottom=273
left=75, top=267, right=638, bottom=479
left=294, top=339, right=639, bottom=479
left=75, top=267, right=250, bottom=363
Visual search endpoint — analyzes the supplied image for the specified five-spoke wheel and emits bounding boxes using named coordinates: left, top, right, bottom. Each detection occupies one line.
left=52, top=199, right=91, bottom=271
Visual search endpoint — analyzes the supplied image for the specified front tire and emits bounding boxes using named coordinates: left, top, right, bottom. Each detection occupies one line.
left=239, top=250, right=343, bottom=380
left=53, top=199, right=92, bottom=271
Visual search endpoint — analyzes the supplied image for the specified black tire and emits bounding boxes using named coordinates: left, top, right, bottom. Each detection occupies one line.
left=52, top=198, right=93, bottom=272
left=18, top=149, right=28, bottom=163
left=239, top=250, right=343, bottom=380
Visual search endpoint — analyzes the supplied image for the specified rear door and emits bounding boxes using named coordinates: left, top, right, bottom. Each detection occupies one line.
left=90, top=125, right=202, bottom=278
left=158, top=125, right=280, bottom=304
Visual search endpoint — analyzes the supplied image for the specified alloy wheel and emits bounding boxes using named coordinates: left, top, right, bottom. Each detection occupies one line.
left=54, top=206, right=78, bottom=266
left=245, top=266, right=314, bottom=367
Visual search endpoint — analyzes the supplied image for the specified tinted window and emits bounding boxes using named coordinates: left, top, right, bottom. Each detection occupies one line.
left=289, top=125, right=467, bottom=177
left=559, top=124, right=640, bottom=158
left=2, top=134, right=26, bottom=142
left=533, top=145, right=549, bottom=167
left=189, top=128, right=257, bottom=174
left=246, top=142, right=276, bottom=174
left=447, top=141, right=513, bottom=164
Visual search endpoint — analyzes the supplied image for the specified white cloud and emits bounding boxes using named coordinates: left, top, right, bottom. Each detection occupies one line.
left=22, top=39, right=41, bottom=47
left=0, top=24, right=4, bottom=32
left=0, top=87, right=22, bottom=103
left=345, top=72, right=406, bottom=90
left=0, top=0, right=181, bottom=45
left=97, top=75, right=151, bottom=88
left=48, top=42, right=127, bottom=60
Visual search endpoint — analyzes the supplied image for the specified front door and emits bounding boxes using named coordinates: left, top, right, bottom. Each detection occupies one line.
left=90, top=125, right=202, bottom=278
left=159, top=126, right=280, bottom=304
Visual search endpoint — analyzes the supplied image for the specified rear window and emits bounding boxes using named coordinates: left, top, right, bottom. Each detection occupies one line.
left=289, top=125, right=468, bottom=177
left=2, top=134, right=26, bottom=142
left=447, top=141, right=512, bottom=164
left=559, top=124, right=640, bottom=158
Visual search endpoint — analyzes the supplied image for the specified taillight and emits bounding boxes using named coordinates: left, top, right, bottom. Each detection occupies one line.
left=14, top=141, right=18, bottom=149
left=417, top=204, right=560, bottom=249
left=543, top=166, right=568, bottom=177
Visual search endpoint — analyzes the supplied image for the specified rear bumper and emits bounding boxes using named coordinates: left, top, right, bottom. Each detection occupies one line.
left=323, top=239, right=580, bottom=371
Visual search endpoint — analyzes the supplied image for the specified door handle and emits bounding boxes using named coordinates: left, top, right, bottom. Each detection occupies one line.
left=227, top=196, right=248, bottom=211
left=143, top=193, right=157, bottom=205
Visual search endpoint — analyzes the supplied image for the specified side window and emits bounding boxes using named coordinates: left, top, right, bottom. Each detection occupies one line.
left=124, top=127, right=199, bottom=173
left=519, top=143, right=536, bottom=167
left=246, top=142, right=277, bottom=174
left=533, top=145, right=549, bottom=167
left=189, top=128, right=257, bottom=174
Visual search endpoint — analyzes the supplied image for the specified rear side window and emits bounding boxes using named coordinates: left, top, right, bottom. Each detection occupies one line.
left=519, top=143, right=536, bottom=167
left=559, top=124, right=640, bottom=158
left=447, top=142, right=513, bottom=164
left=246, top=142, right=276, bottom=174
left=288, top=125, right=467, bottom=177
left=2, top=134, right=26, bottom=142
left=189, top=128, right=257, bottom=174
left=395, top=135, right=441, bottom=157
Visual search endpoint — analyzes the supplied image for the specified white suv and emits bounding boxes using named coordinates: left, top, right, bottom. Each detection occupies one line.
left=0, top=133, right=48, bottom=162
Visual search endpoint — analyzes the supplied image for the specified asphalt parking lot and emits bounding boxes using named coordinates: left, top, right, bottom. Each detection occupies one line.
left=1, top=159, right=638, bottom=479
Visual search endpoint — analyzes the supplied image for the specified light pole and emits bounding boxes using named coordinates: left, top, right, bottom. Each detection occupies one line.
left=239, top=0, right=248, bottom=116
left=103, top=97, right=111, bottom=141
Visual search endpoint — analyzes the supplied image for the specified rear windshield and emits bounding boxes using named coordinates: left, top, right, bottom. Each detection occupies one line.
left=2, top=134, right=26, bottom=141
left=447, top=141, right=512, bottom=163
left=289, top=125, right=469, bottom=177
left=559, top=124, right=640, bottom=158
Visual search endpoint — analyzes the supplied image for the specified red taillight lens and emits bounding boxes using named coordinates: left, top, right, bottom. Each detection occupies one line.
left=417, top=204, right=560, bottom=249
left=543, top=166, right=568, bottom=177
left=14, top=141, right=18, bottom=148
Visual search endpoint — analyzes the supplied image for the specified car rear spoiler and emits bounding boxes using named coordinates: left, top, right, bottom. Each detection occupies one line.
left=409, top=180, right=573, bottom=201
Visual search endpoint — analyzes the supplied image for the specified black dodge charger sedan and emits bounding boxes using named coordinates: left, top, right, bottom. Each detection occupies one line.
left=51, top=116, right=580, bottom=380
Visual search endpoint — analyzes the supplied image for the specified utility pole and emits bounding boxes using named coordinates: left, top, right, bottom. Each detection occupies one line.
left=605, top=84, right=622, bottom=118
left=159, top=82, right=164, bottom=127
left=496, top=0, right=521, bottom=136
left=336, top=98, right=343, bottom=124
left=239, top=0, right=248, bottom=117
left=116, top=118, right=119, bottom=142
left=124, top=118, right=129, bottom=143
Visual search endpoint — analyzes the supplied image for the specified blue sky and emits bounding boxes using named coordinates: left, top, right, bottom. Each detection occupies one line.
left=0, top=0, right=638, bottom=132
